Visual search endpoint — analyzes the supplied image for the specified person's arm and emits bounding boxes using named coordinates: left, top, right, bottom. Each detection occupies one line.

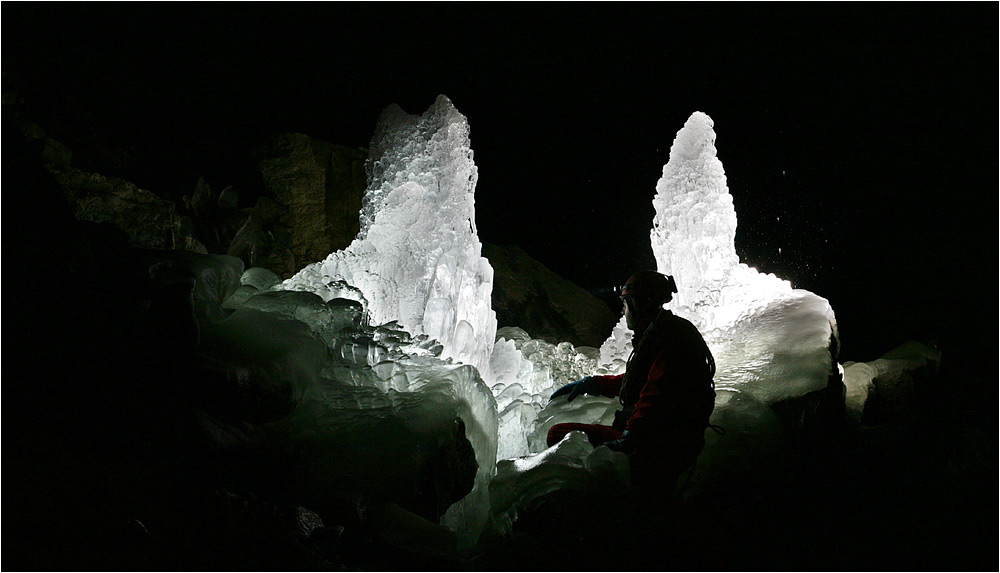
left=590, top=374, right=623, bottom=398
left=550, top=373, right=623, bottom=402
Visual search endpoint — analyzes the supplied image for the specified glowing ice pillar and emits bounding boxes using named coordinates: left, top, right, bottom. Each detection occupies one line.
left=603, top=111, right=837, bottom=405
left=283, top=95, right=497, bottom=376
left=650, top=111, right=792, bottom=334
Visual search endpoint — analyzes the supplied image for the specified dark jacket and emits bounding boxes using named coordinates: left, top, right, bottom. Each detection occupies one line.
left=591, top=310, right=716, bottom=451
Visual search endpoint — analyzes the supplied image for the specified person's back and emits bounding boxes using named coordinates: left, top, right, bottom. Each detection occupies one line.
left=619, top=308, right=715, bottom=491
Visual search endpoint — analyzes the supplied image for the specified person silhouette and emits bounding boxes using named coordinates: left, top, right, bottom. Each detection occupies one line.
left=548, top=271, right=717, bottom=492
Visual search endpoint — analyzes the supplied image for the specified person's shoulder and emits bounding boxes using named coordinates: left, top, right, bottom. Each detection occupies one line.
left=658, top=309, right=693, bottom=328
left=656, top=310, right=703, bottom=339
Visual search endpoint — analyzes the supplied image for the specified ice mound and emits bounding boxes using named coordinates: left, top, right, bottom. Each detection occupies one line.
left=488, top=431, right=630, bottom=532
left=842, top=340, right=941, bottom=424
left=198, top=306, right=327, bottom=423
left=709, top=290, right=837, bottom=403
left=288, top=355, right=497, bottom=546
left=281, top=95, right=497, bottom=377
left=223, top=264, right=498, bottom=548
left=489, top=327, right=605, bottom=459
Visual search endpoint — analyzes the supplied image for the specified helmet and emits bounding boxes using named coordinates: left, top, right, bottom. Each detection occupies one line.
left=619, top=271, right=677, bottom=305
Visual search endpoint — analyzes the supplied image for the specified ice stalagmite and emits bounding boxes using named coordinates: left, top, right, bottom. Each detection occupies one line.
left=283, top=95, right=497, bottom=377
left=601, top=112, right=837, bottom=403
left=275, top=96, right=500, bottom=548
left=650, top=111, right=792, bottom=334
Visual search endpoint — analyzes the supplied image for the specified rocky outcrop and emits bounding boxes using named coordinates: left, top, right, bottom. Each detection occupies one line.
left=315, top=139, right=368, bottom=252
left=47, top=166, right=178, bottom=249
left=483, top=243, right=617, bottom=348
left=255, top=134, right=366, bottom=277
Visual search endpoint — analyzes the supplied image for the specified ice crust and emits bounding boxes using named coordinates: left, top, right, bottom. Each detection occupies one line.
left=489, top=431, right=630, bottom=531
left=222, top=271, right=496, bottom=547
left=842, top=340, right=941, bottom=423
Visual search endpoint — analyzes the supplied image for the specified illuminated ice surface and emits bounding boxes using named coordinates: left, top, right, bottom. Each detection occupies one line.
left=282, top=94, right=497, bottom=377
left=650, top=112, right=793, bottom=334
left=489, top=327, right=609, bottom=460
left=218, top=97, right=501, bottom=548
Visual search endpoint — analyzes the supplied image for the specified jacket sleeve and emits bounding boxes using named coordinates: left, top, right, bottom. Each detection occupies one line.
left=590, top=374, right=623, bottom=398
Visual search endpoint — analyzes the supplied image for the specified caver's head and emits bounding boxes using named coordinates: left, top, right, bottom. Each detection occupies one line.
left=619, top=271, right=677, bottom=330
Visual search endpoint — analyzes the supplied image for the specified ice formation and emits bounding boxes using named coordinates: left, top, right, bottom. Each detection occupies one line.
left=650, top=112, right=793, bottom=334
left=601, top=112, right=837, bottom=406
left=489, top=431, right=630, bottom=531
left=842, top=340, right=941, bottom=424
left=488, top=327, right=608, bottom=459
left=220, top=267, right=497, bottom=548
left=281, top=95, right=497, bottom=377
left=221, top=95, right=500, bottom=547
left=205, top=100, right=846, bottom=548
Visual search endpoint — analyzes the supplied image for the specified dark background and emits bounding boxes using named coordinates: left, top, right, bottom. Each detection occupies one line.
left=5, top=3, right=996, bottom=381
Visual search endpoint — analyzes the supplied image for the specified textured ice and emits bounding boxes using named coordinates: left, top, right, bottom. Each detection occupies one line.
left=281, top=95, right=497, bottom=377
left=489, top=327, right=606, bottom=459
left=228, top=98, right=502, bottom=546
left=240, top=266, right=282, bottom=291
left=650, top=111, right=793, bottom=334
left=223, top=273, right=496, bottom=548
left=286, top=353, right=498, bottom=544
left=198, top=306, right=329, bottom=422
left=287, top=362, right=489, bottom=531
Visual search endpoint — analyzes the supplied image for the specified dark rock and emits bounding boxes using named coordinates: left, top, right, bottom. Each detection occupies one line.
left=188, top=174, right=215, bottom=219
left=176, top=175, right=249, bottom=255
left=41, top=137, right=72, bottom=166
left=313, top=139, right=368, bottom=252
left=483, top=243, right=617, bottom=347
left=217, top=185, right=239, bottom=211
left=173, top=215, right=210, bottom=253
left=11, top=116, right=47, bottom=144
left=257, top=133, right=332, bottom=276
left=140, top=249, right=244, bottom=326
left=47, top=165, right=177, bottom=249
left=256, top=134, right=367, bottom=277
